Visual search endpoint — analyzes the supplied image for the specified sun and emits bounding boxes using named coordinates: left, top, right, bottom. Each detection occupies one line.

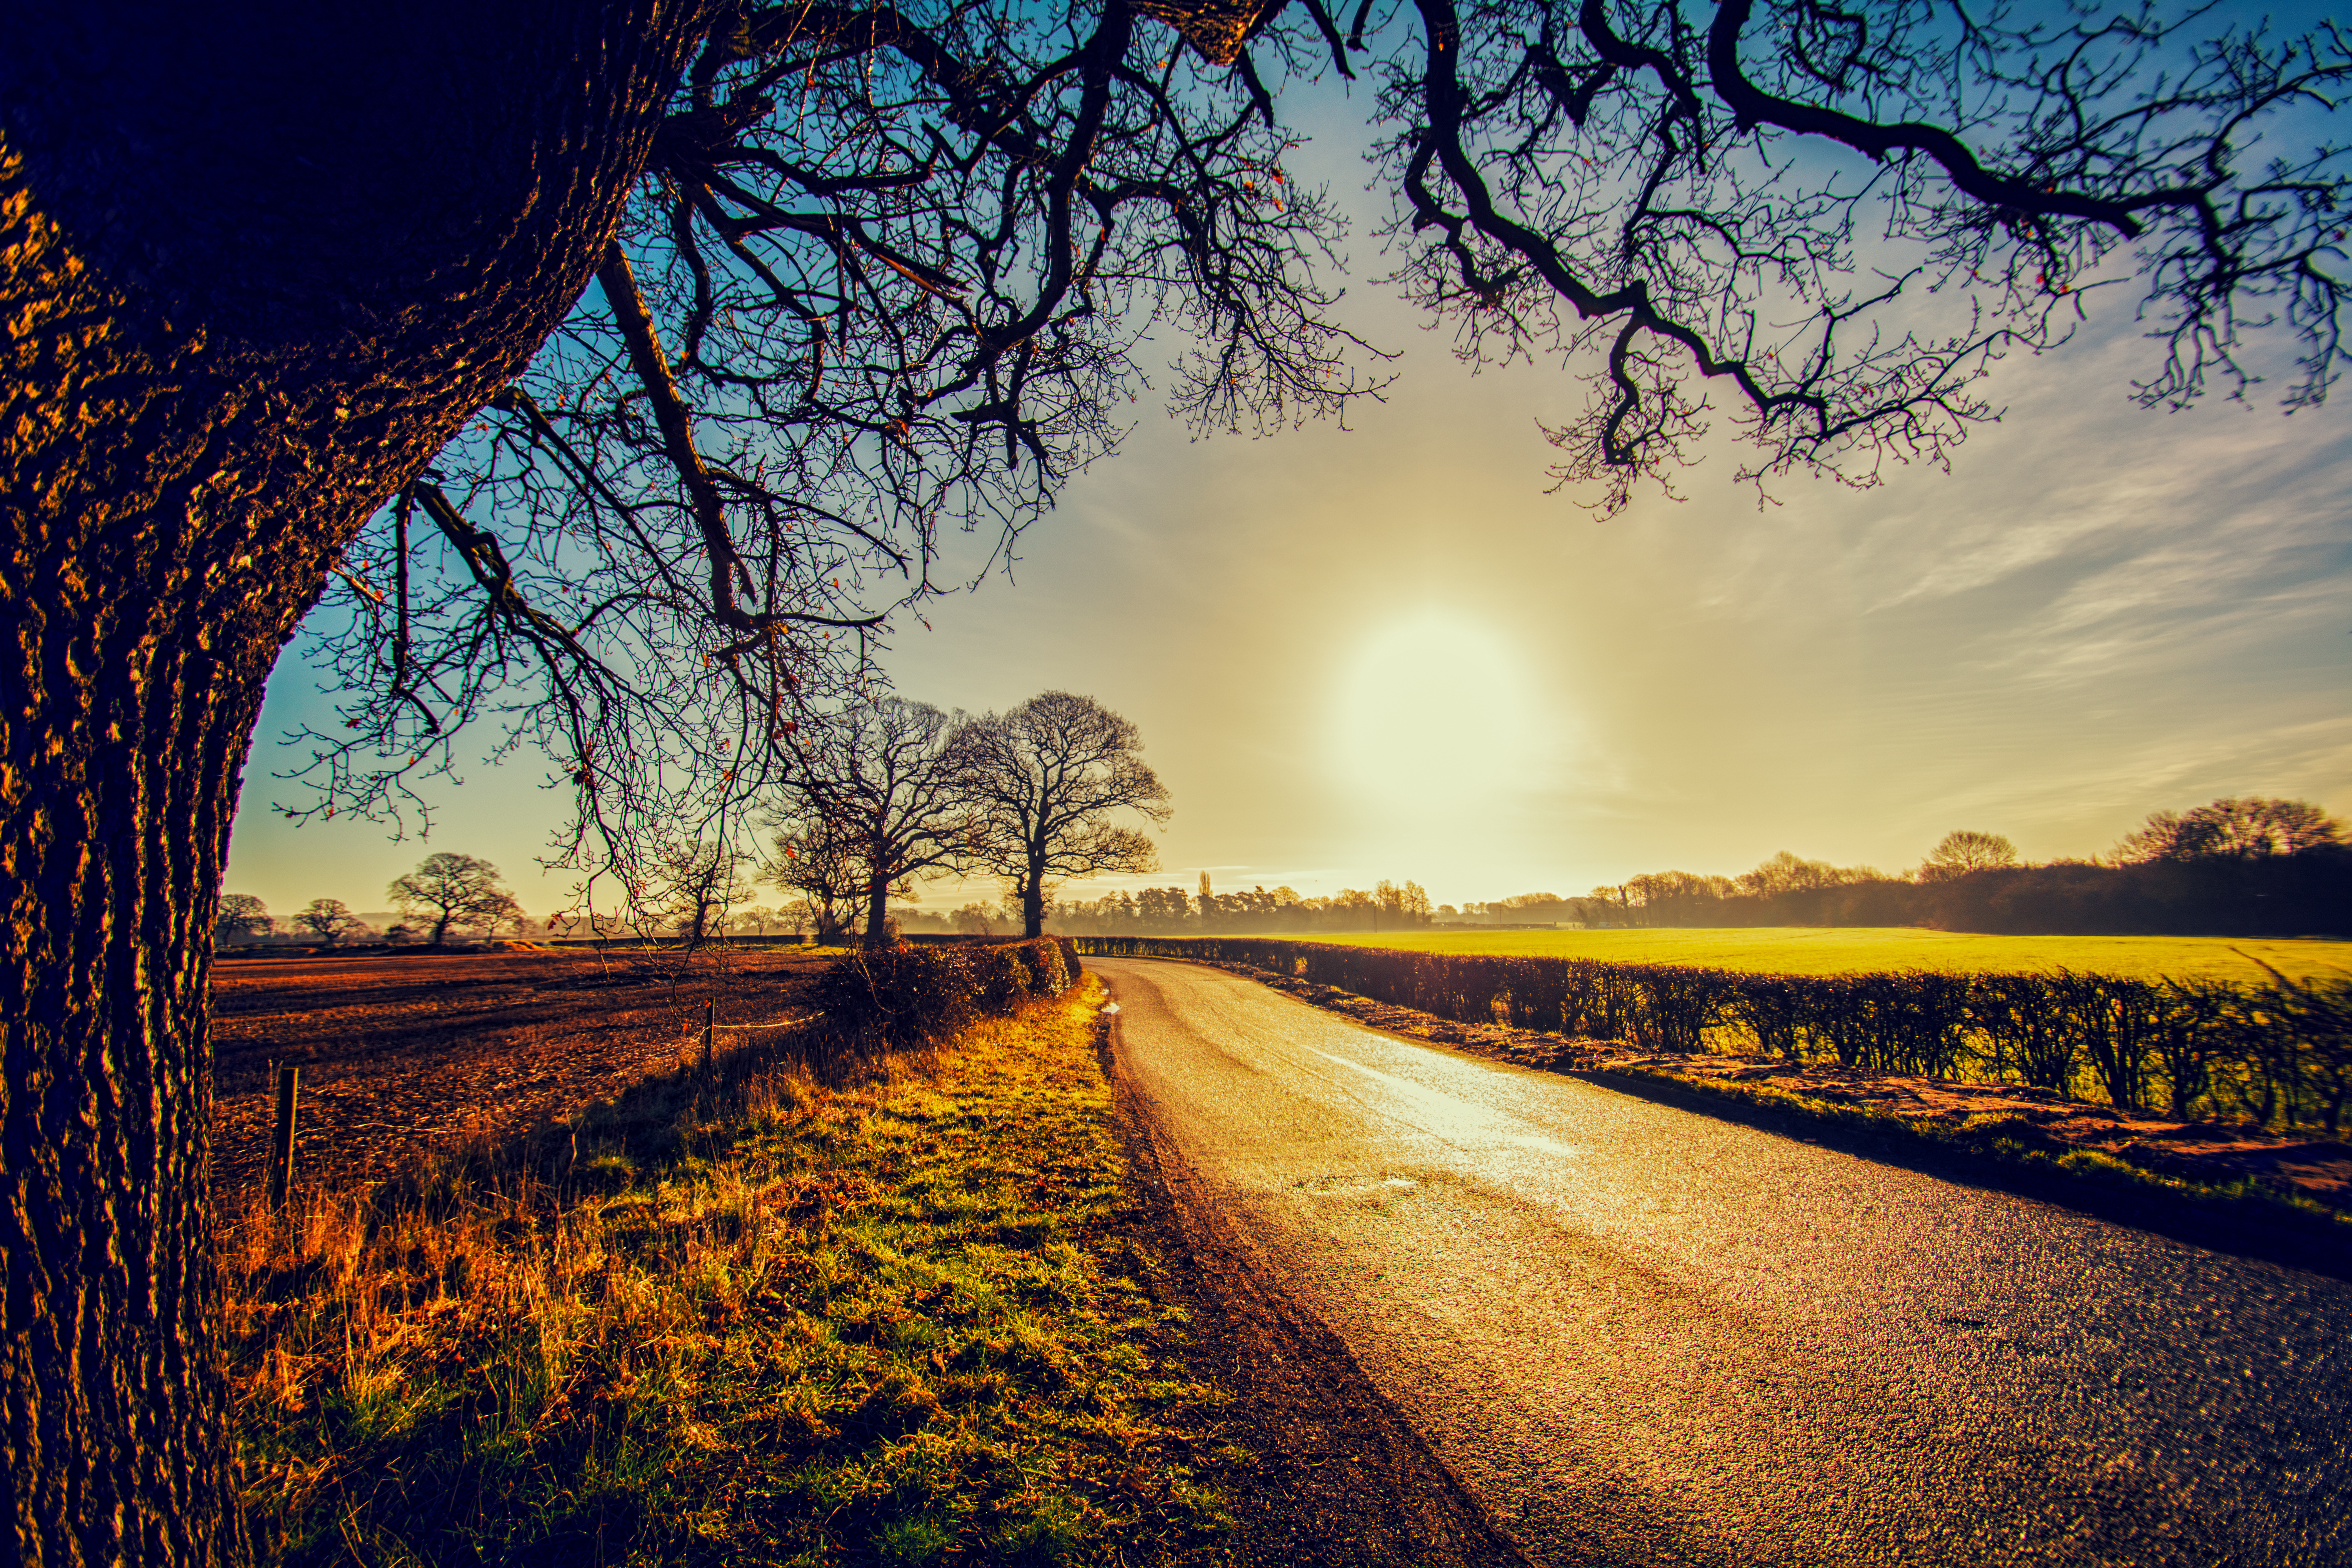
left=1328, top=610, right=1551, bottom=835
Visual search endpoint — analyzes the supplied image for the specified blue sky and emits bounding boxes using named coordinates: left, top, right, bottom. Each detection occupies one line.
left=223, top=60, right=2352, bottom=920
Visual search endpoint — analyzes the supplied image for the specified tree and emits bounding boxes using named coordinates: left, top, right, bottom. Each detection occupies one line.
left=1735, top=850, right=1879, bottom=898
left=473, top=892, right=528, bottom=941
left=277, top=11, right=1362, bottom=902
left=769, top=697, right=983, bottom=949
left=769, top=813, right=867, bottom=946
left=291, top=898, right=366, bottom=946
left=213, top=893, right=274, bottom=945
left=1917, top=830, right=2022, bottom=882
left=2114, top=797, right=2345, bottom=863
left=9, top=4, right=2347, bottom=1554
left=1374, top=878, right=1434, bottom=926
left=641, top=839, right=752, bottom=947
left=387, top=853, right=516, bottom=947
left=1372, top=0, right=2352, bottom=514
left=918, top=692, right=1176, bottom=939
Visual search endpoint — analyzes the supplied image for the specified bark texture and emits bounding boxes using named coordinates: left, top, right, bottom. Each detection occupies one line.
left=0, top=7, right=705, bottom=1561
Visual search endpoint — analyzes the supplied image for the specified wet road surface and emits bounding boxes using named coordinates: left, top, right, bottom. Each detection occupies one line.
left=1094, top=957, right=2352, bottom=1567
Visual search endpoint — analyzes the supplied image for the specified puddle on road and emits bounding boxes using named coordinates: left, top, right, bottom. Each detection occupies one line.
left=1294, top=1042, right=1587, bottom=1161
left=1293, top=1173, right=1423, bottom=1205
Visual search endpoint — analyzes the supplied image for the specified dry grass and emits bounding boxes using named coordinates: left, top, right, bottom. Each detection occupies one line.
left=1295, top=927, right=2352, bottom=981
left=225, top=977, right=1230, bottom=1566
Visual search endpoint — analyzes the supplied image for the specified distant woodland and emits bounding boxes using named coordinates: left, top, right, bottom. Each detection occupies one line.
left=1043, top=799, right=2351, bottom=939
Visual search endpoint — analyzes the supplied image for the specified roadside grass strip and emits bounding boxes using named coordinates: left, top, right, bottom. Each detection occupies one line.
left=226, top=976, right=1232, bottom=1566
left=1583, top=1058, right=2352, bottom=1238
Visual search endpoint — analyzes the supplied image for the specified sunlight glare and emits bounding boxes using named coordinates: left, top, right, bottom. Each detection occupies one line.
left=1328, top=611, right=1552, bottom=835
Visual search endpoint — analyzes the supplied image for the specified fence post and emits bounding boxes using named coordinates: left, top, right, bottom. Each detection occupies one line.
left=268, top=1064, right=301, bottom=1211
left=701, top=1000, right=715, bottom=1087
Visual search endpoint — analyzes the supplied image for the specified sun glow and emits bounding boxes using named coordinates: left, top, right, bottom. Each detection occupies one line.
left=1327, top=612, right=1560, bottom=871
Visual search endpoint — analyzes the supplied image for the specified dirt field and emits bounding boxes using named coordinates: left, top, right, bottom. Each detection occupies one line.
left=210, top=947, right=829, bottom=1204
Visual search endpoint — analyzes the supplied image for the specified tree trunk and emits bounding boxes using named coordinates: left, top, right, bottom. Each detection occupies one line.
left=864, top=870, right=894, bottom=950
left=1022, top=852, right=1047, bottom=938
left=1, top=9, right=704, bottom=1560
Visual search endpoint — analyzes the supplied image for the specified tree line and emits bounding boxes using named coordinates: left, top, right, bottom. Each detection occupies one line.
left=221, top=693, right=1175, bottom=952
left=1463, top=799, right=2348, bottom=937
left=1044, top=875, right=1436, bottom=935
left=217, top=853, right=532, bottom=948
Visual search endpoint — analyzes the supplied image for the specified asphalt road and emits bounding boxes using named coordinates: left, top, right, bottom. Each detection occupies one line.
left=1094, top=956, right=2352, bottom=1568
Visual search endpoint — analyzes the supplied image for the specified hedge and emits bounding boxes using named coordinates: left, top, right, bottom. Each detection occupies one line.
left=813, top=938, right=1084, bottom=1051
left=1071, top=936, right=2352, bottom=1134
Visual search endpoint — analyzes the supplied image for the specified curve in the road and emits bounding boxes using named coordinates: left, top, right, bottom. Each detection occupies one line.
left=1095, top=956, right=2352, bottom=1568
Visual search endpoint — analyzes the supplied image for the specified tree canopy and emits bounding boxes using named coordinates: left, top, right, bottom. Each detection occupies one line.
left=2112, top=796, right=2345, bottom=862
left=962, top=691, right=1171, bottom=936
left=387, top=853, right=519, bottom=946
left=276, top=0, right=2351, bottom=909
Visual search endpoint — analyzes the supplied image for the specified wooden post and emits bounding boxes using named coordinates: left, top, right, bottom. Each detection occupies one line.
left=701, top=1000, right=714, bottom=1086
left=268, top=1065, right=301, bottom=1211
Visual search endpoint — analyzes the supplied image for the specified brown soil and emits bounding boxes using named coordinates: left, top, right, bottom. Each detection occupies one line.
left=1212, top=964, right=2352, bottom=1216
left=210, top=947, right=827, bottom=1203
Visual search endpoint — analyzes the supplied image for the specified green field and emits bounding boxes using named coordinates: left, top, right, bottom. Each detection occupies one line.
left=1288, top=927, right=2352, bottom=982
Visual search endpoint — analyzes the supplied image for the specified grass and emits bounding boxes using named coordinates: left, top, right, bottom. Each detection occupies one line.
left=1289, top=927, right=2352, bottom=981
left=1584, top=1058, right=2352, bottom=1240
left=226, top=976, right=1233, bottom=1567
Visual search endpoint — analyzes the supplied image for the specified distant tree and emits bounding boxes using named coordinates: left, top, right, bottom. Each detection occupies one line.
left=1735, top=851, right=1880, bottom=898
left=769, top=817, right=865, bottom=946
left=961, top=692, right=1171, bottom=939
left=726, top=905, right=782, bottom=938
left=473, top=892, right=527, bottom=941
left=953, top=903, right=1002, bottom=936
left=770, top=697, right=982, bottom=949
left=644, top=839, right=751, bottom=947
left=292, top=898, right=366, bottom=946
left=1917, top=830, right=2022, bottom=882
left=1375, top=879, right=1435, bottom=926
left=1624, top=870, right=1736, bottom=925
left=213, top=893, right=273, bottom=945
left=387, top=853, right=515, bottom=946
left=1136, top=886, right=1194, bottom=929
left=2114, top=798, right=2345, bottom=863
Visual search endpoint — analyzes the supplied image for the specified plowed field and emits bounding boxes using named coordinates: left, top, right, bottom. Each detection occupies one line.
left=211, top=947, right=827, bottom=1203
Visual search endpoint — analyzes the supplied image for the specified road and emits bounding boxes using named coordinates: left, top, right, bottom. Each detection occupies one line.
left=1093, top=957, right=2352, bottom=1568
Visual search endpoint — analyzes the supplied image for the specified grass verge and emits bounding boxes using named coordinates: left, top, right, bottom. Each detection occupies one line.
left=1577, top=1059, right=2352, bottom=1241
left=227, top=975, right=1234, bottom=1566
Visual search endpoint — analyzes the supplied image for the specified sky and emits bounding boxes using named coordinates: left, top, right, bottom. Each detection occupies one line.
left=222, top=68, right=2352, bottom=922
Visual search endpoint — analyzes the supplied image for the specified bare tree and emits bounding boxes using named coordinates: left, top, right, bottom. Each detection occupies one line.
left=770, top=697, right=984, bottom=947
left=2114, top=797, right=2345, bottom=862
left=292, top=898, right=367, bottom=946
left=387, top=853, right=517, bottom=947
left=769, top=813, right=870, bottom=946
left=1365, top=0, right=2352, bottom=513
left=963, top=692, right=1172, bottom=937
left=643, top=839, right=753, bottom=947
left=281, top=7, right=1369, bottom=916
left=213, top=893, right=274, bottom=946
left=1917, top=829, right=2022, bottom=882
left=7, top=2, right=2347, bottom=1552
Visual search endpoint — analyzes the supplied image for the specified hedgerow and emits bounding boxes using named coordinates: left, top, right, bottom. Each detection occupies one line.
left=813, top=938, right=1085, bottom=1053
left=1073, top=936, right=2352, bottom=1134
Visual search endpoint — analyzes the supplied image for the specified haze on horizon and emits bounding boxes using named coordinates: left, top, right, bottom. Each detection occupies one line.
left=223, top=85, right=2352, bottom=924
